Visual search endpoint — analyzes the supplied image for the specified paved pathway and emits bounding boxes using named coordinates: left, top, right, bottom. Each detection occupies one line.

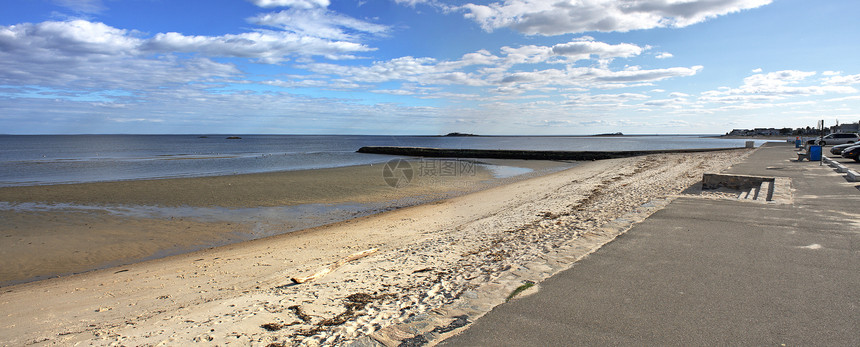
left=441, top=143, right=859, bottom=346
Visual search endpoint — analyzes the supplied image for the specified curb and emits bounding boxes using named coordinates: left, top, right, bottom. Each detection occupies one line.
left=821, top=155, right=859, bottom=182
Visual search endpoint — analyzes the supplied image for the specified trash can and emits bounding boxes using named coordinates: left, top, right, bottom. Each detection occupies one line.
left=745, top=141, right=755, bottom=148
left=809, top=145, right=822, bottom=161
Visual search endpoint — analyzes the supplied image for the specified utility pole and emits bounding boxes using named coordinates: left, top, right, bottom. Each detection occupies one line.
left=818, top=119, right=824, bottom=166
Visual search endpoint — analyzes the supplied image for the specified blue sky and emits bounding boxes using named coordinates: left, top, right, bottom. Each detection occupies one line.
left=1, top=0, right=859, bottom=135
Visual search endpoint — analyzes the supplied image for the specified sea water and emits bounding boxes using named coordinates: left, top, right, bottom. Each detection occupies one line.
left=0, top=134, right=767, bottom=187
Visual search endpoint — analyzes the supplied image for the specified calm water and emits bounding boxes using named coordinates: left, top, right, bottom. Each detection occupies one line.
left=0, top=135, right=765, bottom=187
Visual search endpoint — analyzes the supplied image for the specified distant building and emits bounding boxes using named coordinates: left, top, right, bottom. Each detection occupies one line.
left=753, top=128, right=779, bottom=136
left=727, top=123, right=858, bottom=137
left=832, top=122, right=860, bottom=133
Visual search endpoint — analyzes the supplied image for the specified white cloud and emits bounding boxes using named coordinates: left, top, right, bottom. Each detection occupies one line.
left=0, top=17, right=394, bottom=105
left=590, top=65, right=703, bottom=83
left=0, top=20, right=139, bottom=57
left=700, top=70, right=858, bottom=104
left=52, top=0, right=105, bottom=14
left=0, top=18, right=379, bottom=93
left=393, top=0, right=433, bottom=6
left=461, top=0, right=772, bottom=36
left=551, top=40, right=644, bottom=61
left=499, top=45, right=552, bottom=65
left=144, top=30, right=374, bottom=63
left=0, top=20, right=240, bottom=90
left=825, top=95, right=860, bottom=102
left=248, top=0, right=330, bottom=9
left=656, top=52, right=673, bottom=59
left=823, top=73, right=860, bottom=86
left=293, top=40, right=700, bottom=97
left=301, top=56, right=490, bottom=86
left=564, top=93, right=649, bottom=107
left=250, top=8, right=390, bottom=40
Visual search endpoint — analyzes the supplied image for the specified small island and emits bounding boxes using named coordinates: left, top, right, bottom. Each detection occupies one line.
left=443, top=132, right=479, bottom=137
left=594, top=132, right=624, bottom=137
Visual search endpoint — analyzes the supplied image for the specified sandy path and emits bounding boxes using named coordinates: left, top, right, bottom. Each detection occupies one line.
left=0, top=149, right=752, bottom=346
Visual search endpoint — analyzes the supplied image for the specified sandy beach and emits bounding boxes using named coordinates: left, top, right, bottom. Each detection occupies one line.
left=0, top=149, right=752, bottom=346
left=0, top=159, right=570, bottom=286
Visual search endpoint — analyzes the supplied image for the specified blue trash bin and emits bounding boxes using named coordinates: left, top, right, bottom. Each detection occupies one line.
left=809, top=145, right=822, bottom=161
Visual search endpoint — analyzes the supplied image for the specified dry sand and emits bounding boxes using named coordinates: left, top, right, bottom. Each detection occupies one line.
left=0, top=149, right=752, bottom=346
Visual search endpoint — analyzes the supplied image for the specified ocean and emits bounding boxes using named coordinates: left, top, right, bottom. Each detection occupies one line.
left=0, top=135, right=767, bottom=187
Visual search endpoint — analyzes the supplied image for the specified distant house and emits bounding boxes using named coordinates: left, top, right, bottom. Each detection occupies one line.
left=754, top=128, right=779, bottom=136
left=833, top=123, right=860, bottom=133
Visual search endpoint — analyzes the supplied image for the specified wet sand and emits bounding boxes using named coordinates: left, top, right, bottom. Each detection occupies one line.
left=0, top=159, right=571, bottom=286
left=0, top=149, right=753, bottom=346
left=0, top=159, right=564, bottom=207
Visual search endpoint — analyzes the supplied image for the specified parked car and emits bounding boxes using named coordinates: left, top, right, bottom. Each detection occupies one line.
left=807, top=133, right=860, bottom=146
left=840, top=144, right=860, bottom=162
left=830, top=142, right=859, bottom=155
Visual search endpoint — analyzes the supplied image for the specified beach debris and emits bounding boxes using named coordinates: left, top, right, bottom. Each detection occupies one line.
left=287, top=305, right=313, bottom=323
left=290, top=248, right=378, bottom=284
left=293, top=292, right=395, bottom=337
left=318, top=293, right=377, bottom=326
left=506, top=280, right=536, bottom=302
left=260, top=321, right=301, bottom=332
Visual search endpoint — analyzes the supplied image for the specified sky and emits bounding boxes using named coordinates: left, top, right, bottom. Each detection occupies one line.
left=1, top=0, right=859, bottom=135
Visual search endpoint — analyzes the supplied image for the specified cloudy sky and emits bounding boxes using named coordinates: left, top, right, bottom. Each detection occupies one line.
left=1, top=0, right=858, bottom=135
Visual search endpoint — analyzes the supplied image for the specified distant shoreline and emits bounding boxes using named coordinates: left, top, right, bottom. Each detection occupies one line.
left=711, top=135, right=796, bottom=140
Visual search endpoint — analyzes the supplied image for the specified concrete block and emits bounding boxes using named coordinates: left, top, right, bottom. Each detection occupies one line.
left=848, top=170, right=860, bottom=182
left=702, top=173, right=774, bottom=191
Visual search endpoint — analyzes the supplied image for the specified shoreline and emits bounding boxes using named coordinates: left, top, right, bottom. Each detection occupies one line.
left=0, top=159, right=573, bottom=287
left=0, top=148, right=754, bottom=346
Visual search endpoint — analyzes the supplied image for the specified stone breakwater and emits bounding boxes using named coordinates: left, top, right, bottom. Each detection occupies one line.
left=357, top=146, right=746, bottom=161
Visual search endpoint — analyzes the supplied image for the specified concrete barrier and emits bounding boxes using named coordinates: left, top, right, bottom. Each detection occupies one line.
left=848, top=170, right=860, bottom=182
left=356, top=146, right=746, bottom=161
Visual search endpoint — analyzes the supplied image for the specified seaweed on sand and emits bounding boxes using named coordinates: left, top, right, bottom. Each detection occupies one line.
left=292, top=292, right=395, bottom=337
left=505, top=280, right=536, bottom=302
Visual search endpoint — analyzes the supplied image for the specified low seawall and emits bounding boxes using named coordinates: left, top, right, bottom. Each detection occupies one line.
left=356, top=146, right=746, bottom=161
